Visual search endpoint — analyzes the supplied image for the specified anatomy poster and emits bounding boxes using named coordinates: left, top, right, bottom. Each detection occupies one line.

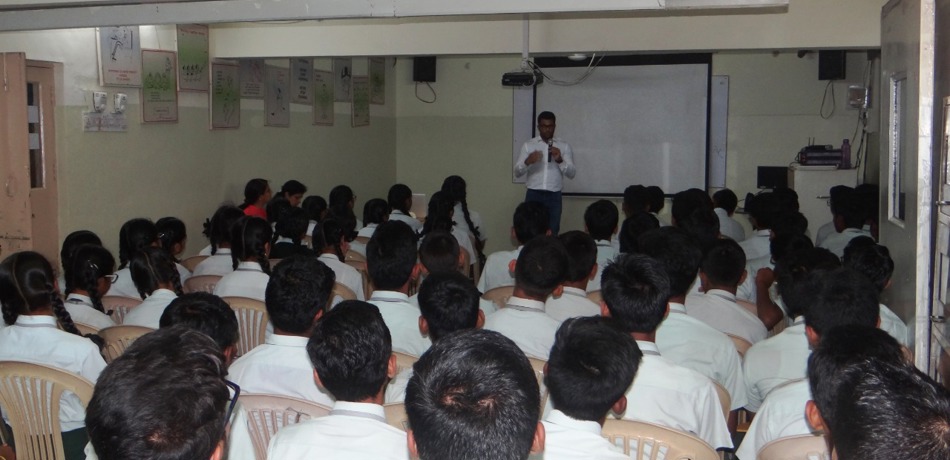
left=176, top=24, right=210, bottom=91
left=265, top=65, right=290, bottom=127
left=313, top=70, right=334, bottom=126
left=210, top=61, right=240, bottom=129
left=351, top=76, right=370, bottom=127
left=97, top=26, right=142, bottom=87
left=369, top=57, right=385, bottom=105
left=239, top=59, right=265, bottom=99
left=291, top=58, right=313, bottom=105
left=333, top=57, right=352, bottom=102
left=140, top=49, right=178, bottom=123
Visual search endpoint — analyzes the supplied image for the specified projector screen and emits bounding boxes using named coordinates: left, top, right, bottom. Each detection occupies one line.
left=517, top=55, right=711, bottom=196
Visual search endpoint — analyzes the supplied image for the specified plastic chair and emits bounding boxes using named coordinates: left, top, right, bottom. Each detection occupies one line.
left=481, top=286, right=515, bottom=310
left=601, top=419, right=719, bottom=460
left=527, top=357, right=549, bottom=413
left=184, top=274, right=222, bottom=294
left=333, top=282, right=357, bottom=301
left=181, top=255, right=209, bottom=272
left=344, top=251, right=372, bottom=298
left=74, top=322, right=99, bottom=335
left=587, top=290, right=603, bottom=305
left=712, top=380, right=731, bottom=421
left=101, top=295, right=143, bottom=324
left=0, top=361, right=95, bottom=460
left=223, top=296, right=269, bottom=356
left=757, top=434, right=829, bottom=460
left=98, top=325, right=155, bottom=363
left=383, top=402, right=409, bottom=431
left=393, top=351, right=418, bottom=374
left=237, top=393, right=332, bottom=460
left=727, top=334, right=753, bottom=358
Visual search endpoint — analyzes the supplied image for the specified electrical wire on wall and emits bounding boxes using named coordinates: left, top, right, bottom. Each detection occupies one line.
left=851, top=57, right=874, bottom=182
left=527, top=53, right=606, bottom=86
left=820, top=80, right=836, bottom=119
left=415, top=82, right=436, bottom=103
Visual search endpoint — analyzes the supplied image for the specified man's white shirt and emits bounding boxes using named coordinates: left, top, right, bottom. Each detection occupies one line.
left=514, top=136, right=576, bottom=192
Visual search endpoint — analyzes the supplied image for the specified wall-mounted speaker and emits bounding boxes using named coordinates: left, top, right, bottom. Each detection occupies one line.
left=413, top=56, right=436, bottom=82
left=819, top=50, right=846, bottom=81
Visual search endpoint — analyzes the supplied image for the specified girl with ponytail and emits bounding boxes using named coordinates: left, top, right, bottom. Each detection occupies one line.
left=122, top=246, right=183, bottom=329
left=157, top=216, right=193, bottom=283
left=194, top=205, right=244, bottom=276
left=64, top=244, right=118, bottom=330
left=314, top=218, right=365, bottom=300
left=420, top=191, right=476, bottom=270
left=213, top=216, right=272, bottom=302
left=240, top=178, right=272, bottom=219
left=441, top=175, right=486, bottom=262
left=107, top=217, right=159, bottom=298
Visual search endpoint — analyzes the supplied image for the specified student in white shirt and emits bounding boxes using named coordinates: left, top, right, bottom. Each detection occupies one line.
left=546, top=231, right=601, bottom=322
left=160, top=292, right=240, bottom=366
left=406, top=329, right=545, bottom=460
left=387, top=184, right=423, bottom=233
left=477, top=201, right=550, bottom=292
left=349, top=198, right=390, bottom=257
left=122, top=247, right=184, bottom=329
left=842, top=238, right=910, bottom=345
left=712, top=188, right=746, bottom=242
left=585, top=200, right=620, bottom=292
left=269, top=207, right=316, bottom=259
left=646, top=185, right=671, bottom=227
left=819, top=188, right=874, bottom=258
left=267, top=301, right=407, bottom=460
left=107, top=218, right=159, bottom=298
left=194, top=205, right=244, bottom=271
left=303, top=195, right=328, bottom=238
left=543, top=316, right=641, bottom=460
left=58, top=229, right=103, bottom=295
left=156, top=216, right=192, bottom=284
left=738, top=192, right=776, bottom=262
left=328, top=184, right=362, bottom=236
left=277, top=179, right=308, bottom=207
left=441, top=175, right=488, bottom=251
left=314, top=218, right=366, bottom=301
left=213, top=216, right=272, bottom=302
left=419, top=191, right=476, bottom=269
left=63, top=244, right=118, bottom=330
left=408, top=232, right=497, bottom=316
left=617, top=212, right=660, bottom=254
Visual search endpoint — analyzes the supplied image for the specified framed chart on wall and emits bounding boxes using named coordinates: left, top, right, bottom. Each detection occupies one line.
left=210, top=61, right=240, bottom=129
left=177, top=24, right=210, bottom=92
left=97, top=26, right=142, bottom=87
left=140, top=49, right=178, bottom=123
left=351, top=76, right=369, bottom=127
left=313, top=70, right=334, bottom=126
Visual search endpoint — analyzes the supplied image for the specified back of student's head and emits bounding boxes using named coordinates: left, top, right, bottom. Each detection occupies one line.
left=0, top=251, right=81, bottom=335
left=118, top=218, right=158, bottom=269
left=701, top=238, right=745, bottom=288
left=406, top=329, right=540, bottom=460
left=558, top=231, right=597, bottom=283
left=418, top=271, right=481, bottom=342
left=203, top=205, right=244, bottom=255
left=265, top=256, right=335, bottom=334
left=712, top=188, right=738, bottom=214
left=618, top=212, right=659, bottom=253
left=601, top=253, right=671, bottom=334
left=828, top=185, right=853, bottom=216
left=275, top=206, right=309, bottom=244
left=545, top=316, right=642, bottom=421
left=230, top=216, right=273, bottom=274
left=422, top=191, right=455, bottom=235
left=363, top=198, right=391, bottom=226
left=774, top=247, right=840, bottom=319
left=746, top=192, right=777, bottom=230
left=388, top=183, right=413, bottom=214
left=623, top=185, right=649, bottom=215
left=328, top=184, right=356, bottom=219
left=646, top=186, right=666, bottom=213
left=159, top=292, right=239, bottom=352
left=835, top=188, right=866, bottom=229
left=637, top=227, right=702, bottom=298
left=854, top=183, right=879, bottom=228
left=367, top=220, right=418, bottom=291
left=313, top=217, right=347, bottom=261
left=242, top=178, right=270, bottom=209
left=419, top=231, right=460, bottom=275
left=441, top=175, right=482, bottom=241
left=307, top=300, right=391, bottom=401
left=86, top=325, right=229, bottom=460
left=302, top=195, right=328, bottom=223
left=771, top=211, right=809, bottom=239
left=584, top=200, right=619, bottom=241
left=671, top=188, right=713, bottom=227
left=513, top=201, right=550, bottom=244
left=156, top=217, right=187, bottom=259
left=67, top=244, right=116, bottom=313
left=266, top=196, right=292, bottom=225
left=803, top=267, right=879, bottom=336
left=129, top=247, right=183, bottom=299
left=772, top=187, right=800, bottom=212
left=515, top=235, right=568, bottom=299
left=61, top=230, right=102, bottom=279
left=843, top=238, right=893, bottom=294
left=678, top=207, right=720, bottom=251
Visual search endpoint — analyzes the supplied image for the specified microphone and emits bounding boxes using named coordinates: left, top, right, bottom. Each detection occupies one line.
left=547, top=139, right=554, bottom=163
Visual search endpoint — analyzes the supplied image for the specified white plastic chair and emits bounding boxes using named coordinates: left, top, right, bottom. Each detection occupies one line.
left=756, top=434, right=829, bottom=460
left=237, top=393, right=332, bottom=460
left=222, top=296, right=269, bottom=356
left=601, top=419, right=720, bottom=460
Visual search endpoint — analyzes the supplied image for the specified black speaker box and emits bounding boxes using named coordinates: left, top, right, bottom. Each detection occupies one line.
left=819, top=50, right=846, bottom=81
left=413, top=56, right=436, bottom=82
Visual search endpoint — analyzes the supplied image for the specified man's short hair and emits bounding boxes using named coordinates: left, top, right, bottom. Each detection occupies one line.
left=803, top=267, right=880, bottom=336
left=618, top=213, right=659, bottom=254
left=637, top=227, right=702, bottom=297
left=601, top=253, right=671, bottom=334
left=514, top=235, right=569, bottom=299
left=513, top=201, right=550, bottom=245
left=159, top=292, right=239, bottom=351
left=558, top=231, right=597, bottom=283
left=307, top=300, right=392, bottom=402
left=418, top=271, right=481, bottom=342
left=419, top=231, right=460, bottom=275
left=746, top=192, right=777, bottom=230
left=537, top=111, right=556, bottom=123
left=678, top=207, right=720, bottom=250
left=86, top=326, right=229, bottom=460
left=545, top=317, right=642, bottom=421
left=623, top=185, right=650, bottom=214
left=843, top=237, right=894, bottom=294
left=671, top=188, right=713, bottom=227
left=646, top=186, right=666, bottom=213
left=701, top=238, right=746, bottom=288
left=366, top=220, right=418, bottom=290
left=265, top=256, right=336, bottom=334
left=584, top=200, right=619, bottom=241
left=406, top=329, right=540, bottom=460
left=774, top=247, right=840, bottom=319
left=712, top=188, right=738, bottom=214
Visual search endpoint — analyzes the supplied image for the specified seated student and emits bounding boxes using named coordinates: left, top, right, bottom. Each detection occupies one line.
left=405, top=329, right=544, bottom=460
left=159, top=292, right=239, bottom=364
left=745, top=225, right=814, bottom=331
left=303, top=195, right=328, bottom=238
left=122, top=247, right=184, bottom=329
left=584, top=199, right=620, bottom=292
left=86, top=326, right=231, bottom=460
left=350, top=198, right=391, bottom=257
left=670, top=188, right=713, bottom=228
left=736, top=211, right=809, bottom=308
left=618, top=211, right=659, bottom=253
left=328, top=184, right=362, bottom=232
left=240, top=178, right=271, bottom=219
left=0, top=251, right=107, bottom=460
left=543, top=316, right=642, bottom=460
left=819, top=188, right=874, bottom=258
left=545, top=231, right=602, bottom=322
left=266, top=301, right=406, bottom=460
left=639, top=229, right=748, bottom=418
left=270, top=207, right=315, bottom=259
left=64, top=244, right=118, bottom=330
left=157, top=216, right=192, bottom=283
left=366, top=221, right=431, bottom=356
left=277, top=179, right=307, bottom=207
left=687, top=238, right=768, bottom=344
left=622, top=185, right=650, bottom=218
left=814, top=185, right=852, bottom=247
left=408, top=231, right=497, bottom=316
left=107, top=218, right=159, bottom=298
left=213, top=216, right=272, bottom=302
left=854, top=183, right=880, bottom=240
left=678, top=206, right=722, bottom=252
left=196, top=205, right=244, bottom=261
left=442, top=175, right=487, bottom=249
left=387, top=184, right=423, bottom=233
left=477, top=201, right=550, bottom=292
left=483, top=236, right=567, bottom=359
left=646, top=185, right=670, bottom=227
left=738, top=192, right=777, bottom=262
left=228, top=256, right=335, bottom=405
left=266, top=196, right=293, bottom=231
left=419, top=191, right=476, bottom=265
left=314, top=218, right=365, bottom=301
left=713, top=188, right=745, bottom=242
left=842, top=237, right=909, bottom=345
left=59, top=229, right=103, bottom=295
left=600, top=253, right=732, bottom=449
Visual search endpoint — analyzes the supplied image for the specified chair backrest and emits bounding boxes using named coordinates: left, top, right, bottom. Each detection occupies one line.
left=332, top=282, right=357, bottom=301
left=74, top=322, right=99, bottom=336
left=354, top=236, right=371, bottom=245
left=237, top=393, right=332, bottom=460
left=601, top=419, right=720, bottom=460
left=587, top=290, right=603, bottom=305
left=383, top=402, right=409, bottom=431
left=757, top=434, right=829, bottom=460
left=467, top=233, right=482, bottom=282
left=527, top=356, right=549, bottom=413
left=481, top=286, right=515, bottom=310
left=183, top=274, right=222, bottom=294
left=223, top=296, right=269, bottom=357
left=181, top=255, right=209, bottom=272
left=393, top=351, right=418, bottom=375
left=98, top=325, right=155, bottom=363
left=711, top=380, right=731, bottom=421
left=727, top=334, right=753, bottom=358
left=101, top=295, right=143, bottom=324
left=0, top=361, right=95, bottom=460
left=344, top=251, right=372, bottom=298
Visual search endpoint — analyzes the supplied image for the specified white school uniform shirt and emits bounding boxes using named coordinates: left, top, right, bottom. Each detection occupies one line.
left=514, top=136, right=577, bottom=191
left=542, top=410, right=628, bottom=460
left=736, top=254, right=773, bottom=303
left=621, top=341, right=733, bottom=449
left=266, top=401, right=409, bottom=460
left=587, top=239, right=619, bottom=293
left=814, top=221, right=836, bottom=247
left=369, top=291, right=431, bottom=356
left=656, top=302, right=748, bottom=410
left=453, top=202, right=487, bottom=242
left=0, top=315, right=107, bottom=431
left=545, top=286, right=601, bottom=322
left=477, top=246, right=522, bottom=292
left=742, top=317, right=810, bottom=413
left=318, top=253, right=366, bottom=301
left=348, top=223, right=378, bottom=257
left=385, top=367, right=413, bottom=404
left=227, top=334, right=335, bottom=406
left=715, top=207, right=746, bottom=242
left=735, top=378, right=814, bottom=460
left=739, top=229, right=771, bottom=262
left=686, top=289, right=768, bottom=345
left=389, top=210, right=423, bottom=233
left=451, top=225, right=477, bottom=263
left=819, top=227, right=873, bottom=259
left=175, top=262, right=191, bottom=283
left=213, top=261, right=269, bottom=302
left=191, top=248, right=234, bottom=277
left=64, top=293, right=116, bottom=330
left=879, top=303, right=909, bottom=346
left=198, top=244, right=213, bottom=256
left=105, top=267, right=139, bottom=298
left=121, top=288, right=177, bottom=329
left=483, top=297, right=561, bottom=359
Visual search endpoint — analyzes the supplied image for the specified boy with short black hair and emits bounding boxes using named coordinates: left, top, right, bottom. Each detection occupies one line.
left=584, top=200, right=620, bottom=291
left=159, top=292, right=240, bottom=365
left=477, top=201, right=550, bottom=292
left=819, top=188, right=873, bottom=258
left=713, top=188, right=745, bottom=242
left=843, top=238, right=908, bottom=345
left=546, top=231, right=601, bottom=321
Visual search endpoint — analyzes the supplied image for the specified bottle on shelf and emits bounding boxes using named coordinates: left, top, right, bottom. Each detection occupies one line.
left=840, top=139, right=851, bottom=169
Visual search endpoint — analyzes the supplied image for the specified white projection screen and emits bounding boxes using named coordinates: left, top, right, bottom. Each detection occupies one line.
left=525, top=55, right=711, bottom=196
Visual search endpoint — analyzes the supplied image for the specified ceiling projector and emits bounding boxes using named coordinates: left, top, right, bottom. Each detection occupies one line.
left=502, top=71, right=542, bottom=87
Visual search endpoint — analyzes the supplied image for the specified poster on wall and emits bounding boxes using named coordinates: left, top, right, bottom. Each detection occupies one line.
left=369, top=57, right=385, bottom=105
left=351, top=76, right=370, bottom=127
left=210, top=61, right=240, bottom=129
left=265, top=65, right=290, bottom=127
left=140, top=49, right=178, bottom=123
left=176, top=24, right=210, bottom=92
left=97, top=26, right=142, bottom=87
left=333, top=58, right=352, bottom=102
left=239, top=59, right=265, bottom=99
left=313, top=70, right=334, bottom=126
left=291, top=58, right=313, bottom=105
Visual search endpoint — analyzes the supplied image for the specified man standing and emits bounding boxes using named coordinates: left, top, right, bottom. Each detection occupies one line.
left=515, top=111, right=576, bottom=235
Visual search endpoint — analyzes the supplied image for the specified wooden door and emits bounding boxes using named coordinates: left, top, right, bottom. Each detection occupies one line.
left=0, top=53, right=31, bottom=259
left=26, top=61, right=59, bottom=265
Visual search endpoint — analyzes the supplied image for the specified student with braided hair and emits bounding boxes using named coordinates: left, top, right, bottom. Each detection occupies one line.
left=387, top=183, right=423, bottom=233
left=314, top=218, right=365, bottom=301
left=156, top=216, right=192, bottom=283
left=58, top=229, right=103, bottom=295
left=106, top=218, right=159, bottom=298
left=441, top=175, right=486, bottom=255
left=0, top=251, right=107, bottom=460
left=122, top=247, right=183, bottom=329
left=64, top=244, right=118, bottom=330
left=194, top=205, right=244, bottom=275
left=420, top=191, right=476, bottom=269
left=213, top=216, right=272, bottom=302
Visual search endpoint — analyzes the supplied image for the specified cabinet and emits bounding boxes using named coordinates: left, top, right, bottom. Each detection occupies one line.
left=787, top=166, right=860, bottom=238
